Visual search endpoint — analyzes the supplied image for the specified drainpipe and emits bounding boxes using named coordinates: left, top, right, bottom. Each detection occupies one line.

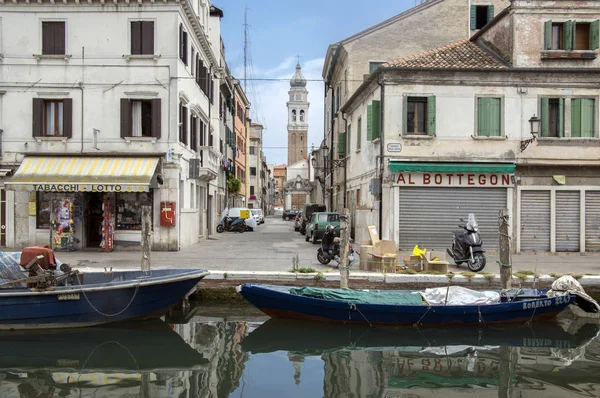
left=329, top=85, right=335, bottom=211
left=378, top=82, right=385, bottom=239
left=80, top=47, right=85, bottom=153
left=341, top=112, right=348, bottom=209
left=207, top=66, right=212, bottom=235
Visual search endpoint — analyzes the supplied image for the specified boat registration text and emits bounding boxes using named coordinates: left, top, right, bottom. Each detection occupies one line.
left=58, top=293, right=81, bottom=301
left=522, top=296, right=568, bottom=310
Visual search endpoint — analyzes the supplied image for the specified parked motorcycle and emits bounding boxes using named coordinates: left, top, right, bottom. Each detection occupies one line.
left=216, top=216, right=246, bottom=233
left=317, top=224, right=356, bottom=268
left=446, top=213, right=486, bottom=272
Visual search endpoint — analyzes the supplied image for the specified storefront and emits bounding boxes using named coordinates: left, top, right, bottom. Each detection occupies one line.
left=389, top=162, right=515, bottom=252
left=6, top=156, right=160, bottom=251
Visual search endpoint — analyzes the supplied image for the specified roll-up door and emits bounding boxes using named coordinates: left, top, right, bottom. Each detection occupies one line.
left=585, top=191, right=600, bottom=252
left=520, top=190, right=550, bottom=251
left=398, top=187, right=506, bottom=251
left=556, top=191, right=580, bottom=252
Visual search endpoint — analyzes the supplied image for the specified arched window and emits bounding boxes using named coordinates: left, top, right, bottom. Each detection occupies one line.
left=292, top=110, right=296, bottom=121
left=300, top=110, right=305, bottom=122
left=300, top=134, right=303, bottom=141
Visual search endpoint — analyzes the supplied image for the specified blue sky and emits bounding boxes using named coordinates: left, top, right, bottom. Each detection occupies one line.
left=214, top=0, right=416, bottom=165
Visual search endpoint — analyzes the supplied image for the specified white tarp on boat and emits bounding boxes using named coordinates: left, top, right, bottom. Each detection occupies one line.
left=420, top=286, right=500, bottom=306
left=548, top=275, right=600, bottom=317
left=0, top=252, right=28, bottom=287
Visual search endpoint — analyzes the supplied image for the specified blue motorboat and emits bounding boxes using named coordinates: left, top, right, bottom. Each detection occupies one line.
left=0, top=250, right=208, bottom=330
left=237, top=284, right=578, bottom=326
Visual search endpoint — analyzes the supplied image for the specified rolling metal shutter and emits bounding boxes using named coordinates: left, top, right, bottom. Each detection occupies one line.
left=585, top=191, right=600, bottom=252
left=520, top=191, right=550, bottom=251
left=398, top=187, right=506, bottom=251
left=556, top=191, right=580, bottom=252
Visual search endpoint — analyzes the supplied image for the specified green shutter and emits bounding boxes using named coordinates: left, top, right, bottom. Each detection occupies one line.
left=478, top=98, right=489, bottom=136
left=572, top=98, right=581, bottom=137
left=338, top=132, right=346, bottom=157
left=489, top=98, right=501, bottom=137
left=558, top=98, right=565, bottom=137
left=357, top=118, right=362, bottom=150
left=540, top=97, right=549, bottom=137
left=402, top=97, right=408, bottom=135
left=366, top=104, right=373, bottom=141
left=470, top=5, right=476, bottom=30
left=487, top=5, right=494, bottom=23
left=372, top=100, right=381, bottom=140
left=564, top=20, right=574, bottom=50
left=427, top=96, right=436, bottom=136
left=544, top=21, right=552, bottom=50
left=581, top=98, right=595, bottom=138
left=591, top=20, right=600, bottom=50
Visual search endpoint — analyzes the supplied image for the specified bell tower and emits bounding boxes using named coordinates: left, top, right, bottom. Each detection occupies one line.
left=287, top=64, right=309, bottom=165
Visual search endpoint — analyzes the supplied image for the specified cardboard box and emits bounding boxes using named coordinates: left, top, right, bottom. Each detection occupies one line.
left=373, top=240, right=395, bottom=256
left=359, top=241, right=375, bottom=270
left=402, top=255, right=423, bottom=272
left=423, top=250, right=449, bottom=273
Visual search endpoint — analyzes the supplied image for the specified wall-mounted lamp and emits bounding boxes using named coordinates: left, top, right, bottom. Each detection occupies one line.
left=520, top=114, right=540, bottom=152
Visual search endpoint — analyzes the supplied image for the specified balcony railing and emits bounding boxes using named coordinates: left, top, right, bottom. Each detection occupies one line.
left=197, top=146, right=220, bottom=181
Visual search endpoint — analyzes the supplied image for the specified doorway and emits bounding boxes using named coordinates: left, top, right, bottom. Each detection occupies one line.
left=86, top=193, right=104, bottom=248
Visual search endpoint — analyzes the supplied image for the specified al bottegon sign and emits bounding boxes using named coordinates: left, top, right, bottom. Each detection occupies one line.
left=394, top=172, right=511, bottom=187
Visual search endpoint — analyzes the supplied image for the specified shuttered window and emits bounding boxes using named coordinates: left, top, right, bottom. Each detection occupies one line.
left=130, top=21, right=154, bottom=55
left=367, top=100, right=381, bottom=141
left=357, top=118, right=362, bottom=150
left=571, top=98, right=595, bottom=138
left=347, top=124, right=352, bottom=155
left=338, top=132, right=346, bottom=158
left=404, top=97, right=434, bottom=136
left=470, top=5, right=494, bottom=30
left=179, top=23, right=188, bottom=65
left=42, top=21, right=65, bottom=55
left=179, top=103, right=188, bottom=145
left=32, top=98, right=72, bottom=138
left=190, top=114, right=198, bottom=151
left=540, top=97, right=565, bottom=137
left=477, top=97, right=501, bottom=137
left=120, top=99, right=161, bottom=138
left=544, top=20, right=599, bottom=50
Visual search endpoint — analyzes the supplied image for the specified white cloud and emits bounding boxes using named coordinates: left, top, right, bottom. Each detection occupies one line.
left=236, top=57, right=325, bottom=166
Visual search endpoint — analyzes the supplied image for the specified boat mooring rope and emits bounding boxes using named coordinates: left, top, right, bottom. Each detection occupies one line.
left=348, top=303, right=372, bottom=327
left=526, top=304, right=537, bottom=326
left=414, top=306, right=432, bottom=327
left=75, top=274, right=142, bottom=317
left=478, top=306, right=486, bottom=326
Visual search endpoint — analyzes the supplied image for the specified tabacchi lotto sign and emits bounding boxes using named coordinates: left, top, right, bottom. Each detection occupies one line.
left=394, top=173, right=511, bottom=187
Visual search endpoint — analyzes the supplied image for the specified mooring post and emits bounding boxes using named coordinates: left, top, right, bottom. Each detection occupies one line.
left=141, top=205, right=152, bottom=271
left=340, top=208, right=350, bottom=289
left=499, top=208, right=511, bottom=289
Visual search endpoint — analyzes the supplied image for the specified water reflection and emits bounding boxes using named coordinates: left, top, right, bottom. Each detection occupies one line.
left=0, top=306, right=598, bottom=397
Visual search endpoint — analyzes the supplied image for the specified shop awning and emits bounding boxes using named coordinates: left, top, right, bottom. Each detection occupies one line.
left=6, top=156, right=160, bottom=192
left=389, top=161, right=515, bottom=174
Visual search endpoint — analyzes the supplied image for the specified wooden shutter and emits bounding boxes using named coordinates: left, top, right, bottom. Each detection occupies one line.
left=470, top=5, right=476, bottom=30
left=357, top=119, right=362, bottom=149
left=366, top=104, right=373, bottom=141
left=62, top=98, right=72, bottom=138
left=489, top=98, right=501, bottom=137
left=571, top=98, right=581, bottom=137
left=478, top=97, right=490, bottom=136
left=591, top=20, right=600, bottom=50
left=55, top=22, right=65, bottom=55
left=42, top=22, right=53, bottom=54
left=183, top=31, right=188, bottom=65
left=120, top=99, right=132, bottom=138
left=540, top=97, right=549, bottom=137
left=42, top=21, right=65, bottom=55
left=558, top=98, right=565, bottom=137
left=141, top=21, right=154, bottom=55
left=544, top=21, right=552, bottom=50
left=151, top=98, right=161, bottom=138
left=131, top=21, right=141, bottom=54
left=487, top=5, right=494, bottom=23
left=427, top=96, right=436, bottom=136
left=372, top=100, right=381, bottom=140
left=581, top=98, right=595, bottom=138
left=338, top=132, right=346, bottom=158
left=179, top=24, right=184, bottom=62
left=564, top=20, right=574, bottom=50
left=32, top=98, right=44, bottom=137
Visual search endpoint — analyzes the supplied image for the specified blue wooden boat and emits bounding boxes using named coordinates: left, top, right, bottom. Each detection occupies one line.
left=0, top=269, right=208, bottom=330
left=236, top=284, right=577, bottom=326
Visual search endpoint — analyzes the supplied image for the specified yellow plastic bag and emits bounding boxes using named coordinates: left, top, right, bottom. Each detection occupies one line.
left=412, top=244, right=427, bottom=259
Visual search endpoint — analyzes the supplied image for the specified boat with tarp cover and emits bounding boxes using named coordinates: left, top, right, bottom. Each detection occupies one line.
left=236, top=282, right=598, bottom=326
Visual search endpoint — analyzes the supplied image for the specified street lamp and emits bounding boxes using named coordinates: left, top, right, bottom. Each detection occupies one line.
left=521, top=114, right=540, bottom=152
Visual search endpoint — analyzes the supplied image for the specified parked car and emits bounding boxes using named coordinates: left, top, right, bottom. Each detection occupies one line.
left=282, top=209, right=298, bottom=221
left=305, top=212, right=341, bottom=244
left=250, top=208, right=265, bottom=224
left=300, top=203, right=327, bottom=235
left=294, top=211, right=303, bottom=231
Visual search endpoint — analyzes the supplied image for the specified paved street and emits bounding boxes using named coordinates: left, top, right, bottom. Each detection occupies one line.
left=49, top=216, right=600, bottom=276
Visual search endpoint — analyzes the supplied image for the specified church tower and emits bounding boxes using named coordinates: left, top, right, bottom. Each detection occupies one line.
left=287, top=64, right=309, bottom=166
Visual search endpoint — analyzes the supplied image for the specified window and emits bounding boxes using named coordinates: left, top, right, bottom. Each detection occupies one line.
left=369, top=62, right=384, bottom=74
left=344, top=69, right=349, bottom=94
left=42, top=21, right=65, bottom=55
left=190, top=114, right=198, bottom=151
left=477, top=97, right=502, bottom=137
left=250, top=186, right=255, bottom=195
left=292, top=109, right=297, bottom=121
left=367, top=100, right=381, bottom=140
left=545, top=20, right=599, bottom=51
left=116, top=192, right=153, bottom=230
left=179, top=23, right=188, bottom=65
left=470, top=5, right=494, bottom=30
left=179, top=103, right=188, bottom=145
left=250, top=167, right=257, bottom=176
left=338, top=131, right=346, bottom=158
left=191, top=48, right=196, bottom=75
left=540, top=97, right=565, bottom=137
left=317, top=213, right=339, bottom=222
left=120, top=99, right=161, bottom=138
left=572, top=98, right=595, bottom=138
left=356, top=188, right=361, bottom=208
left=32, top=98, right=72, bottom=138
left=336, top=85, right=341, bottom=112
left=300, top=110, right=305, bottom=122
left=357, top=118, right=362, bottom=150
left=347, top=124, right=352, bottom=155
left=250, top=146, right=255, bottom=155
left=130, top=21, right=154, bottom=55
left=403, top=97, right=434, bottom=136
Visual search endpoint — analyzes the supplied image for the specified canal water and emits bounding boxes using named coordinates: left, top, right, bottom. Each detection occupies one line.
left=1, top=302, right=600, bottom=397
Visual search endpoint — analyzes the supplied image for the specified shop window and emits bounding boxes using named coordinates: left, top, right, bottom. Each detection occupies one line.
left=476, top=97, right=502, bottom=137
left=32, top=98, right=73, bottom=138
left=116, top=192, right=153, bottom=230
left=120, top=98, right=161, bottom=138
left=130, top=20, right=154, bottom=55
left=36, top=192, right=52, bottom=229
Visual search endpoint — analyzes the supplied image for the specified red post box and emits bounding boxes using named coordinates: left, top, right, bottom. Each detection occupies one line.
left=160, top=201, right=176, bottom=227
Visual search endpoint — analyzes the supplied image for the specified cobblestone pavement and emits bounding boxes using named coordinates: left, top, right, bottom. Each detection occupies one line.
left=48, top=216, right=600, bottom=276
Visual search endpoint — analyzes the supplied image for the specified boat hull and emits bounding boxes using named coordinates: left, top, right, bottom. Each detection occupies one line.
left=0, top=269, right=208, bottom=330
left=238, top=284, right=575, bottom=326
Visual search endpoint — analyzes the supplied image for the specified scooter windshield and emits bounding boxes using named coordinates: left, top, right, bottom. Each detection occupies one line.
left=466, top=213, right=478, bottom=231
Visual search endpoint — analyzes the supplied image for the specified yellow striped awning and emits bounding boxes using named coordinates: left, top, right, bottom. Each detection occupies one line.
left=6, top=156, right=159, bottom=193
